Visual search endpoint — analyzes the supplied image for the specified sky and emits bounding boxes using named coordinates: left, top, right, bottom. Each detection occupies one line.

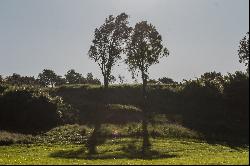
left=0, top=0, right=249, bottom=83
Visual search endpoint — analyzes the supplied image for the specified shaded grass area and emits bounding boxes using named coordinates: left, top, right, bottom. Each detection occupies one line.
left=0, top=122, right=201, bottom=146
left=0, top=138, right=248, bottom=165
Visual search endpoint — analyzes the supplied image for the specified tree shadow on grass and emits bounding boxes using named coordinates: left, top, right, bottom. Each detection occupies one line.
left=49, top=141, right=178, bottom=160
left=49, top=148, right=178, bottom=160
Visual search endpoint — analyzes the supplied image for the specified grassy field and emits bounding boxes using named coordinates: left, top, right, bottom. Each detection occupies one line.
left=0, top=138, right=248, bottom=165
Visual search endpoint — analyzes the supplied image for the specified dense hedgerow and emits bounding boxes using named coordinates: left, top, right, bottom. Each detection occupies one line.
left=0, top=85, right=79, bottom=134
left=51, top=71, right=249, bottom=144
left=0, top=71, right=248, bottom=144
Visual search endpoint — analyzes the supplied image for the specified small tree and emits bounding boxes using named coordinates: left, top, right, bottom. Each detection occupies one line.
left=86, top=73, right=94, bottom=82
left=38, top=69, right=58, bottom=87
left=88, top=13, right=132, bottom=88
left=65, top=69, right=83, bottom=84
left=86, top=73, right=101, bottom=85
left=238, top=32, right=249, bottom=73
left=126, top=21, right=169, bottom=97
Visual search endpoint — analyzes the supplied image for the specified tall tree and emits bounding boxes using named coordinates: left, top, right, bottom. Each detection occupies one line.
left=126, top=21, right=169, bottom=97
left=38, top=69, right=58, bottom=87
left=125, top=21, right=169, bottom=155
left=238, top=32, right=249, bottom=73
left=88, top=13, right=132, bottom=88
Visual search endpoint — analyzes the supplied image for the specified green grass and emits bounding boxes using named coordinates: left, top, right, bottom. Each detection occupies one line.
left=34, top=123, right=201, bottom=144
left=0, top=123, right=201, bottom=146
left=0, top=138, right=248, bottom=165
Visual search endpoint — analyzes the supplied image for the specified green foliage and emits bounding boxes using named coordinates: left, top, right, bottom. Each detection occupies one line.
left=177, top=71, right=249, bottom=144
left=223, top=71, right=249, bottom=122
left=65, top=69, right=85, bottom=84
left=35, top=125, right=90, bottom=145
left=54, top=75, right=67, bottom=87
left=97, top=123, right=200, bottom=140
left=0, top=86, right=78, bottom=133
left=52, top=71, right=248, bottom=144
left=0, top=131, right=34, bottom=145
left=5, top=73, right=21, bottom=85
left=5, top=73, right=39, bottom=86
left=238, top=32, right=249, bottom=73
left=38, top=69, right=58, bottom=87
left=86, top=73, right=101, bottom=85
left=0, top=71, right=248, bottom=144
left=0, top=84, right=8, bottom=94
left=88, top=13, right=132, bottom=88
left=125, top=21, right=169, bottom=87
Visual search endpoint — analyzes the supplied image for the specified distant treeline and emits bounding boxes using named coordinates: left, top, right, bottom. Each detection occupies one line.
left=0, top=69, right=101, bottom=87
left=0, top=69, right=181, bottom=88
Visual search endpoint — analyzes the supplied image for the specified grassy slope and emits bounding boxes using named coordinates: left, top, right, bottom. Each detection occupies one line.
left=0, top=138, right=248, bottom=165
left=0, top=84, right=248, bottom=164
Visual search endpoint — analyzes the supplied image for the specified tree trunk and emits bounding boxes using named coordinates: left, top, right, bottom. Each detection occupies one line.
left=87, top=122, right=101, bottom=155
left=142, top=114, right=150, bottom=156
left=141, top=71, right=150, bottom=156
left=104, top=75, right=109, bottom=89
left=142, top=72, right=147, bottom=99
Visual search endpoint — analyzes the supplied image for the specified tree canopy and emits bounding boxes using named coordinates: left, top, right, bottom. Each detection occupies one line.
left=88, top=13, right=132, bottom=88
left=125, top=21, right=169, bottom=94
left=238, top=32, right=249, bottom=73
left=38, top=69, right=58, bottom=87
left=65, top=69, right=84, bottom=84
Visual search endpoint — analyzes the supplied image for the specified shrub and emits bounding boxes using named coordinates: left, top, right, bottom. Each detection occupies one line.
left=0, top=131, right=34, bottom=145
left=0, top=86, right=78, bottom=134
left=35, top=124, right=90, bottom=145
left=223, top=71, right=249, bottom=122
left=0, top=84, right=8, bottom=94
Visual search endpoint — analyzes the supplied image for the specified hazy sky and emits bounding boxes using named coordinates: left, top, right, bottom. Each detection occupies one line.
left=0, top=0, right=249, bottom=83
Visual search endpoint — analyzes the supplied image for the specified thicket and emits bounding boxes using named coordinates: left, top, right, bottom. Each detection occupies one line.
left=0, top=85, right=79, bottom=134
left=0, top=71, right=248, bottom=144
left=52, top=71, right=249, bottom=143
